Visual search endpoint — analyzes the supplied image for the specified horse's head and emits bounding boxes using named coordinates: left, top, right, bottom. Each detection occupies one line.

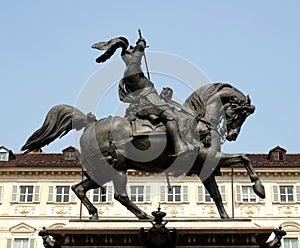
left=223, top=95, right=255, bottom=141
left=184, top=83, right=255, bottom=143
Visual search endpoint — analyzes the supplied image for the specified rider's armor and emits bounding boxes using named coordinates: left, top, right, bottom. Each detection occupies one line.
left=121, top=38, right=191, bottom=156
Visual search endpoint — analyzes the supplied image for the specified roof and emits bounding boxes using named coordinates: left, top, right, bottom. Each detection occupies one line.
left=0, top=151, right=81, bottom=168
left=0, top=146, right=299, bottom=168
left=246, top=153, right=300, bottom=168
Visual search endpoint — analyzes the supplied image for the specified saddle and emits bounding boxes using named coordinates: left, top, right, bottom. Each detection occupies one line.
left=131, top=118, right=167, bottom=137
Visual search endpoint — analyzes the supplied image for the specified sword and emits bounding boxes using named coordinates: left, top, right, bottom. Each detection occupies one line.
left=138, top=29, right=151, bottom=80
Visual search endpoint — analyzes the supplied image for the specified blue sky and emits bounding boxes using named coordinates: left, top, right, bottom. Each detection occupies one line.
left=1, top=1, right=299, bottom=154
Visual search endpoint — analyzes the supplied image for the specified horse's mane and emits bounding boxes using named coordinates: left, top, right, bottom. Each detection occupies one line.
left=183, top=83, right=246, bottom=118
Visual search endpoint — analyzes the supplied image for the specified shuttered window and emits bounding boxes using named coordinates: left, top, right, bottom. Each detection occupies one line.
left=48, top=185, right=75, bottom=203
left=56, top=186, right=70, bottom=202
left=198, top=185, right=226, bottom=203
left=11, top=185, right=40, bottom=203
left=13, top=238, right=35, bottom=248
left=159, top=185, right=189, bottom=203
left=242, top=186, right=256, bottom=202
left=130, top=186, right=144, bottom=202
left=273, top=185, right=297, bottom=203
left=129, top=185, right=151, bottom=203
left=93, top=187, right=108, bottom=202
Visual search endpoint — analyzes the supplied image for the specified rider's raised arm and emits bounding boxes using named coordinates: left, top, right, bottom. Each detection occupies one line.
left=124, top=39, right=147, bottom=78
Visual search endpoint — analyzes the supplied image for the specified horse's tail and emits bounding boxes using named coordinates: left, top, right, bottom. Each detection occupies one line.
left=21, top=104, right=90, bottom=154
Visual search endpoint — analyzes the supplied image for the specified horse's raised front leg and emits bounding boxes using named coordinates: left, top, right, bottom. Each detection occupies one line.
left=112, top=171, right=153, bottom=220
left=71, top=178, right=100, bottom=220
left=202, top=175, right=229, bottom=219
left=218, top=153, right=265, bottom=199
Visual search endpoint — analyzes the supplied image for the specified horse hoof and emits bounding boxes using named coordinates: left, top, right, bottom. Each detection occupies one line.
left=220, top=214, right=230, bottom=220
left=253, top=181, right=265, bottom=199
left=89, top=214, right=99, bottom=220
left=138, top=213, right=153, bottom=221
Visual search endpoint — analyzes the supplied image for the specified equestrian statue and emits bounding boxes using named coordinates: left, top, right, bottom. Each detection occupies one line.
left=22, top=31, right=265, bottom=220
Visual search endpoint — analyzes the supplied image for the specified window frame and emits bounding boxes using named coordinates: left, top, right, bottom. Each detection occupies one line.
left=0, top=151, right=8, bottom=161
left=241, top=186, right=256, bottom=203
left=283, top=237, right=299, bottom=248
left=55, top=186, right=70, bottom=203
left=7, top=238, right=35, bottom=248
left=236, top=185, right=263, bottom=203
left=197, top=185, right=226, bottom=203
left=92, top=187, right=107, bottom=203
left=130, top=186, right=144, bottom=202
left=279, top=186, right=294, bottom=203
left=64, top=151, right=76, bottom=161
left=273, top=185, right=298, bottom=203
left=168, top=186, right=181, bottom=202
left=19, top=186, right=34, bottom=203
left=11, top=185, right=40, bottom=203
left=160, top=185, right=189, bottom=203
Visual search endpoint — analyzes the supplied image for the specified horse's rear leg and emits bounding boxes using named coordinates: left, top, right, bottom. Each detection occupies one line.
left=112, top=171, right=153, bottom=220
left=202, top=175, right=229, bottom=219
left=71, top=178, right=100, bottom=220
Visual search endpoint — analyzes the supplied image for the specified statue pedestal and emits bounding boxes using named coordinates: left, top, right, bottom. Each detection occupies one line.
left=47, top=218, right=274, bottom=247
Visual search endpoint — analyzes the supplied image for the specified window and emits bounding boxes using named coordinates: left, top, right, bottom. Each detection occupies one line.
left=14, top=238, right=29, bottom=248
left=19, top=186, right=33, bottom=202
left=197, top=186, right=226, bottom=203
left=160, top=185, right=188, bottom=203
left=236, top=185, right=262, bottom=203
left=11, top=185, right=40, bottom=203
left=47, top=185, right=76, bottom=203
left=6, top=238, right=35, bottom=248
left=280, top=186, right=294, bottom=202
left=64, top=151, right=76, bottom=161
left=0, top=151, right=8, bottom=161
left=273, top=185, right=299, bottom=203
left=168, top=186, right=181, bottom=202
left=56, top=186, right=70, bottom=202
left=130, top=186, right=144, bottom=202
left=273, top=151, right=280, bottom=161
left=283, top=238, right=298, bottom=248
left=205, top=189, right=213, bottom=202
left=242, top=186, right=256, bottom=202
left=93, top=187, right=107, bottom=202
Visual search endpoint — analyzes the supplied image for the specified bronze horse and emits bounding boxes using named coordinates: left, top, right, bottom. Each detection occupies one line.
left=22, top=82, right=265, bottom=220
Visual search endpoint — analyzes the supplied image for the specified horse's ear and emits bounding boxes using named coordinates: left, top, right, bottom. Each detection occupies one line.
left=246, top=95, right=251, bottom=105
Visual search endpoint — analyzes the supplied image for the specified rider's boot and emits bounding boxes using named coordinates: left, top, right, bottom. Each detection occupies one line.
left=166, top=120, right=194, bottom=157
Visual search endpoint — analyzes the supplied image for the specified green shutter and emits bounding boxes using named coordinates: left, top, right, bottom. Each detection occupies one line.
left=182, top=186, right=189, bottom=202
left=145, top=186, right=151, bottom=202
left=236, top=185, right=241, bottom=202
left=160, top=186, right=166, bottom=202
left=273, top=185, right=279, bottom=202
left=11, top=185, right=18, bottom=202
left=33, top=185, right=40, bottom=202
left=197, top=186, right=204, bottom=203
left=48, top=186, right=54, bottom=202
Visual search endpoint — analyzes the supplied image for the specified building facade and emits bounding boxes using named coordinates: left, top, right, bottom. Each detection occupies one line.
left=0, top=145, right=299, bottom=248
